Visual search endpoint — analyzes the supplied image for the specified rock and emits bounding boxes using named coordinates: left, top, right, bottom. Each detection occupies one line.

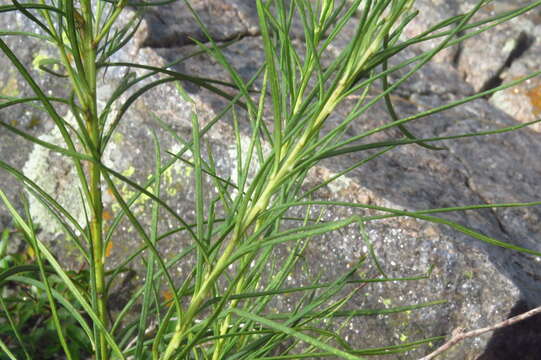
left=454, top=0, right=541, bottom=93
left=1, top=1, right=541, bottom=359
left=0, top=10, right=70, bottom=234
left=404, top=0, right=541, bottom=94
left=402, top=0, right=461, bottom=64
left=487, top=26, right=541, bottom=132
left=139, top=0, right=259, bottom=48
left=458, top=17, right=535, bottom=93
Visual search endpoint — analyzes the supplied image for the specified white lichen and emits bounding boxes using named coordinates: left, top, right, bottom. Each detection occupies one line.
left=22, top=112, right=89, bottom=235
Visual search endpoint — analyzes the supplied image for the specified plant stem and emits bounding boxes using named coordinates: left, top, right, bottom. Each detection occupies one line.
left=78, top=1, right=108, bottom=358
left=89, top=126, right=107, bottom=360
left=162, top=85, right=342, bottom=359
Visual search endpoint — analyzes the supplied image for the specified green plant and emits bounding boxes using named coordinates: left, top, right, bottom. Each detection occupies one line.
left=0, top=225, right=92, bottom=359
left=1, top=0, right=541, bottom=359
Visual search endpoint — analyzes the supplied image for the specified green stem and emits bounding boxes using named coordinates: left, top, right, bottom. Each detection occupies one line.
left=163, top=2, right=414, bottom=357
left=162, top=68, right=345, bottom=360
left=89, top=148, right=107, bottom=360
left=212, top=218, right=265, bottom=360
left=94, top=0, right=127, bottom=46
left=77, top=2, right=108, bottom=358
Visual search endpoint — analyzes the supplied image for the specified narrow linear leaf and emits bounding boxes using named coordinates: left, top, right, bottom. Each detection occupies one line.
left=231, top=308, right=364, bottom=360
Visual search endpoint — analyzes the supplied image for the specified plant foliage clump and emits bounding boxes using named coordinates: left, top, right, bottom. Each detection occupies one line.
left=1, top=0, right=541, bottom=359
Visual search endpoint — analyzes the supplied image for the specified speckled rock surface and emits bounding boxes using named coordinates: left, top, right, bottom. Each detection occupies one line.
left=402, top=0, right=461, bottom=63
left=0, top=12, right=69, bottom=211
left=406, top=0, right=541, bottom=94
left=139, top=0, right=259, bottom=48
left=486, top=27, right=541, bottom=132
left=458, top=0, right=541, bottom=93
left=457, top=15, right=536, bottom=92
left=1, top=1, right=541, bottom=359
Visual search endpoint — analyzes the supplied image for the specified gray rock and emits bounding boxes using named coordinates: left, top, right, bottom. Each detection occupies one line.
left=139, top=0, right=259, bottom=48
left=487, top=25, right=541, bottom=131
left=458, top=16, right=535, bottom=93
left=455, top=0, right=541, bottom=92
left=402, top=0, right=461, bottom=64
left=0, top=11, right=70, bottom=229
left=404, top=0, right=541, bottom=93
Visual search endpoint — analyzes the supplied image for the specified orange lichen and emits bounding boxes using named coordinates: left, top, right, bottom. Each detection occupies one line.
left=527, top=84, right=541, bottom=115
left=162, top=290, right=174, bottom=306
left=102, top=210, right=113, bottom=221
left=105, top=240, right=113, bottom=257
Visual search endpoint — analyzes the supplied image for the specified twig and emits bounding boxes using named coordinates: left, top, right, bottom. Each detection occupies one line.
left=124, top=320, right=157, bottom=359
left=419, top=305, right=541, bottom=360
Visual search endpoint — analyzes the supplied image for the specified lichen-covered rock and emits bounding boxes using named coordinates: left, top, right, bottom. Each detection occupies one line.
left=0, top=10, right=70, bottom=233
